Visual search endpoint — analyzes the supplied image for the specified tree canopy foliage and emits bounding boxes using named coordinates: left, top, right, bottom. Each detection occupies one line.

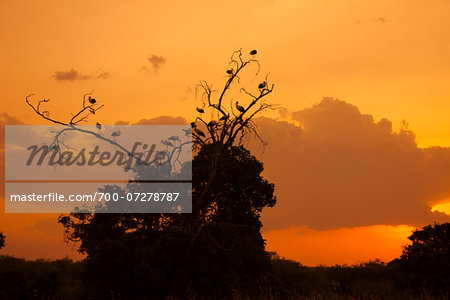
left=58, top=144, right=276, bottom=298
left=394, top=222, right=450, bottom=292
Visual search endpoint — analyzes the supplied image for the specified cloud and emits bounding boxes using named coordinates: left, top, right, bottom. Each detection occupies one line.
left=180, top=85, right=194, bottom=102
left=134, top=116, right=187, bottom=125
left=354, top=17, right=387, bottom=25
left=373, top=17, right=387, bottom=23
left=0, top=114, right=25, bottom=209
left=52, top=69, right=91, bottom=81
left=115, top=116, right=187, bottom=126
left=115, top=120, right=130, bottom=125
left=52, top=68, right=112, bottom=82
left=0, top=113, right=24, bottom=150
left=0, top=113, right=24, bottom=126
left=139, top=66, right=150, bottom=73
left=247, top=98, right=450, bottom=230
left=144, top=54, right=167, bottom=74
left=96, top=70, right=112, bottom=79
left=277, top=107, right=291, bottom=120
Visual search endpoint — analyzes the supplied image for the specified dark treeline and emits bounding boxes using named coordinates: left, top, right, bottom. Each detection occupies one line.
left=1, top=236, right=450, bottom=300
left=0, top=223, right=449, bottom=299
left=0, top=256, right=83, bottom=300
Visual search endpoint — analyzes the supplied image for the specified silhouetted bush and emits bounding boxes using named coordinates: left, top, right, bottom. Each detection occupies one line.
left=0, top=256, right=83, bottom=300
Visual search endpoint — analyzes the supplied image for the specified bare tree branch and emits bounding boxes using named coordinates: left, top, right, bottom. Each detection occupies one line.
left=188, top=49, right=276, bottom=244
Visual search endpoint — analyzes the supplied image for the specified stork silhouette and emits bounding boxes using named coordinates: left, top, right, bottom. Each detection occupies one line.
left=111, top=130, right=121, bottom=140
left=207, top=120, right=218, bottom=127
left=161, top=140, right=174, bottom=147
left=88, top=96, right=97, bottom=104
left=194, top=128, right=205, bottom=138
left=182, top=128, right=192, bottom=136
left=236, top=101, right=245, bottom=113
left=168, top=135, right=180, bottom=142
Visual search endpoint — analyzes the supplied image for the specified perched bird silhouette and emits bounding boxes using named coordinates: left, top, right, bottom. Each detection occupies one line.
left=236, top=101, right=245, bottom=113
left=226, top=69, right=234, bottom=75
left=183, top=128, right=192, bottom=136
left=88, top=96, right=97, bottom=104
left=161, top=140, right=174, bottom=147
left=207, top=120, right=218, bottom=127
left=194, top=128, right=205, bottom=138
left=190, top=122, right=197, bottom=128
left=96, top=122, right=102, bottom=130
left=168, top=135, right=180, bottom=142
left=250, top=49, right=257, bottom=55
left=196, top=107, right=205, bottom=114
left=111, top=130, right=121, bottom=139
left=258, top=81, right=267, bottom=89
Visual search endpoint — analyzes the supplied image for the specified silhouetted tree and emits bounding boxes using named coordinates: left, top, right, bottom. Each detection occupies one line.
left=395, top=222, right=450, bottom=293
left=29, top=49, right=277, bottom=298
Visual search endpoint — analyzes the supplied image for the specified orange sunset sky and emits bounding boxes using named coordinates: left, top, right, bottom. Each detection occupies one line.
left=1, top=0, right=450, bottom=266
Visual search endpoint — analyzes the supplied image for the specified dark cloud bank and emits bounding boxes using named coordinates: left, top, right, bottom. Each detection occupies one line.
left=252, top=98, right=450, bottom=230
